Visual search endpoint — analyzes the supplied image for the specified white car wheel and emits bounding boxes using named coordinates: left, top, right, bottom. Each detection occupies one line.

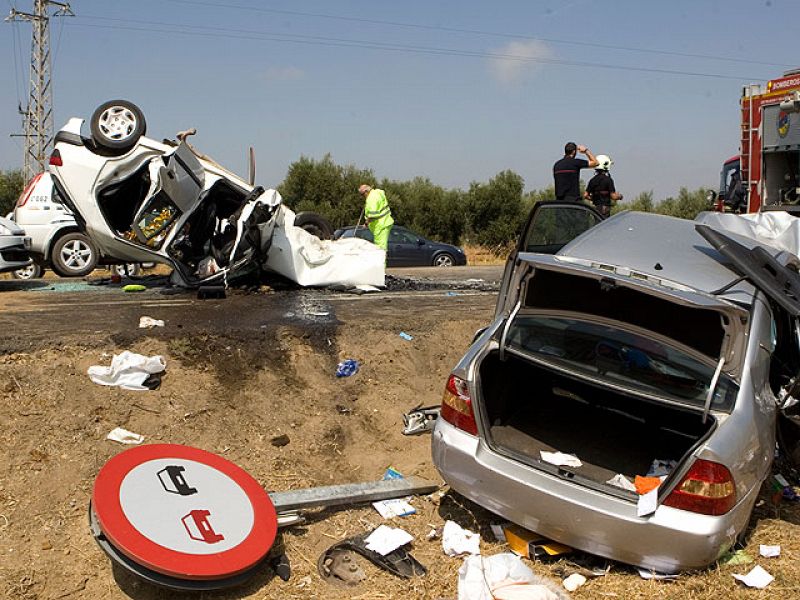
left=12, top=262, right=43, bottom=279
left=50, top=232, right=98, bottom=277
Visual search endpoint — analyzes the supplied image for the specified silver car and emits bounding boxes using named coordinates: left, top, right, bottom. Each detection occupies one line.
left=432, top=201, right=800, bottom=573
left=0, top=215, right=32, bottom=274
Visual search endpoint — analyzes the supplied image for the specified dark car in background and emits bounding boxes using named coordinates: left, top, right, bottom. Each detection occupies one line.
left=333, top=225, right=466, bottom=267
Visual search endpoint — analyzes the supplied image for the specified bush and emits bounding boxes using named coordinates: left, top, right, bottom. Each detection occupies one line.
left=0, top=169, right=24, bottom=216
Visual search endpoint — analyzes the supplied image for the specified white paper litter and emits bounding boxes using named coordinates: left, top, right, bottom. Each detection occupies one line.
left=637, top=568, right=679, bottom=581
left=458, top=553, right=566, bottom=600
left=88, top=351, right=166, bottom=391
left=364, top=525, right=413, bottom=556
left=733, top=565, right=774, bottom=589
left=562, top=573, right=587, bottom=592
left=759, top=544, right=781, bottom=558
left=138, top=316, right=164, bottom=329
left=372, top=498, right=416, bottom=518
left=107, top=427, right=144, bottom=445
left=540, top=451, right=582, bottom=468
left=606, top=473, right=636, bottom=491
left=443, top=520, right=481, bottom=556
left=264, top=207, right=385, bottom=287
left=637, top=485, right=659, bottom=517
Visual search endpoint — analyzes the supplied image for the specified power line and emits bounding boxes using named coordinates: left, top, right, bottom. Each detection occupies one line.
left=162, top=0, right=796, bottom=70
left=70, top=16, right=768, bottom=82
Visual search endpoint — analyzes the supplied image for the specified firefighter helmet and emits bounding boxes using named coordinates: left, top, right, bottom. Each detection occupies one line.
left=596, top=155, right=613, bottom=171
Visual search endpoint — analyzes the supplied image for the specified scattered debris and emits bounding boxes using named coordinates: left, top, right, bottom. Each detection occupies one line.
left=399, top=331, right=413, bottom=341
left=270, top=434, right=290, bottom=447
left=646, top=459, right=677, bottom=477
left=442, top=520, right=480, bottom=557
left=365, top=525, right=414, bottom=556
left=634, top=475, right=662, bottom=495
left=138, top=316, right=164, bottom=329
left=106, top=427, right=144, bottom=445
left=733, top=565, right=773, bottom=589
left=540, top=451, right=582, bottom=468
left=122, top=284, right=146, bottom=293
left=318, top=530, right=426, bottom=582
left=637, top=485, right=659, bottom=517
left=606, top=473, right=636, bottom=492
left=373, top=498, right=415, bottom=518
left=318, top=548, right=366, bottom=586
left=719, top=549, right=754, bottom=566
left=503, top=524, right=572, bottom=560
left=402, top=405, right=440, bottom=435
left=457, top=553, right=569, bottom=600
left=336, top=359, right=359, bottom=378
left=637, top=568, right=679, bottom=581
left=87, top=351, right=166, bottom=391
left=562, top=572, right=586, bottom=592
left=759, top=544, right=780, bottom=558
left=490, top=524, right=507, bottom=543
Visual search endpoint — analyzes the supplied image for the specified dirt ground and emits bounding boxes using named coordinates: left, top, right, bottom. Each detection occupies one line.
left=1, top=273, right=800, bottom=599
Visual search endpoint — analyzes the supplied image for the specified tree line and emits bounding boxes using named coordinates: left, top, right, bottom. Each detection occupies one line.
left=0, top=160, right=712, bottom=248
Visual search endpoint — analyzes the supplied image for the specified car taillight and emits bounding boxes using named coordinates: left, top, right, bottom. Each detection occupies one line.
left=16, top=173, right=43, bottom=207
left=440, top=374, right=478, bottom=435
left=663, top=459, right=736, bottom=516
left=49, top=149, right=63, bottom=166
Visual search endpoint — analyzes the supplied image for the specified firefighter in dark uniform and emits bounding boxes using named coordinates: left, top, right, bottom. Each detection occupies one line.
left=553, top=142, right=598, bottom=201
left=584, top=154, right=622, bottom=218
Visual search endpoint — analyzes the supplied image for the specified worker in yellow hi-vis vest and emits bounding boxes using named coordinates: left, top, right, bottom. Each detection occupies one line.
left=358, top=184, right=394, bottom=253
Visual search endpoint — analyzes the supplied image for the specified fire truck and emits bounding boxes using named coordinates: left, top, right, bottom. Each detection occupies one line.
left=713, top=69, right=800, bottom=213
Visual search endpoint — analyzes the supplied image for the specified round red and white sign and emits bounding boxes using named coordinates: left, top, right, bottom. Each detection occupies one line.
left=92, top=444, right=277, bottom=580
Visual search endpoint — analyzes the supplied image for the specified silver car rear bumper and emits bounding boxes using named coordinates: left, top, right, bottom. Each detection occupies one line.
left=432, top=418, right=757, bottom=573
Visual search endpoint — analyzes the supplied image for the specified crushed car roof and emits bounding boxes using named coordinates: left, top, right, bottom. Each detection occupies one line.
left=558, top=211, right=764, bottom=306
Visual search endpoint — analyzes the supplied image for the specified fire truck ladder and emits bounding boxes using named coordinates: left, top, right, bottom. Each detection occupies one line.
left=741, top=85, right=758, bottom=211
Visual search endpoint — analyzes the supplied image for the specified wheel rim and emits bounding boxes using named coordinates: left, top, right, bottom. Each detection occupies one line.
left=98, top=106, right=137, bottom=141
left=15, top=264, right=37, bottom=279
left=60, top=239, right=93, bottom=270
left=434, top=255, right=453, bottom=267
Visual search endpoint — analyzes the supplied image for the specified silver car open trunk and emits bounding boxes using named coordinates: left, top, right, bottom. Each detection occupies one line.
left=479, top=350, right=716, bottom=489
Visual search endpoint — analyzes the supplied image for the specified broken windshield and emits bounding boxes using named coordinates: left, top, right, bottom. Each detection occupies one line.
left=506, top=314, right=738, bottom=411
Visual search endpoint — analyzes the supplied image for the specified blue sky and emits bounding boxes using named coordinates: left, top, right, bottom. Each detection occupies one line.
left=1, top=0, right=796, bottom=199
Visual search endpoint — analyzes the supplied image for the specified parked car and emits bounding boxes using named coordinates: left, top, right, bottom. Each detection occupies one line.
left=0, top=215, right=32, bottom=274
left=333, top=225, right=466, bottom=267
left=11, top=172, right=153, bottom=279
left=432, top=201, right=800, bottom=573
left=47, top=100, right=331, bottom=287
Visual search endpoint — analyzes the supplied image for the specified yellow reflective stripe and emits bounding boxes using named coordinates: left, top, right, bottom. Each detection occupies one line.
left=367, top=207, right=391, bottom=219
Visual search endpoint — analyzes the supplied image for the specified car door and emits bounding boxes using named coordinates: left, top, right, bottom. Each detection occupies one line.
left=389, top=228, right=423, bottom=266
left=496, top=201, right=604, bottom=319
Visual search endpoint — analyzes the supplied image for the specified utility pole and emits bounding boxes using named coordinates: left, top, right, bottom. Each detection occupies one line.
left=6, top=1, right=74, bottom=182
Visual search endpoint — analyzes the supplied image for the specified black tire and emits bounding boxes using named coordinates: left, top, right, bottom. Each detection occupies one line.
left=50, top=232, right=98, bottom=277
left=11, top=261, right=44, bottom=279
left=90, top=100, right=146, bottom=153
left=432, top=252, right=455, bottom=267
left=294, top=211, right=334, bottom=240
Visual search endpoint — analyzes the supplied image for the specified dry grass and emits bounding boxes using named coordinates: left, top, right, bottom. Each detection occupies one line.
left=463, top=243, right=508, bottom=266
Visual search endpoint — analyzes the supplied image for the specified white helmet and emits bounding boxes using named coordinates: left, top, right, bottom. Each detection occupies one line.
left=596, top=154, right=613, bottom=171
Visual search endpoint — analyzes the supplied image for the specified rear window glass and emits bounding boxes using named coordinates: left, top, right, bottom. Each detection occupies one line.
left=507, top=314, right=738, bottom=411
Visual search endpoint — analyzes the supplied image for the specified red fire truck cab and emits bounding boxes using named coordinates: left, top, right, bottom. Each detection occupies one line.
left=714, top=69, right=800, bottom=213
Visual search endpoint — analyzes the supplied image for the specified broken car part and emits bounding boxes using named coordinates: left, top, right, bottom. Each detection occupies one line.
left=402, top=405, right=440, bottom=435
left=318, top=530, right=426, bottom=583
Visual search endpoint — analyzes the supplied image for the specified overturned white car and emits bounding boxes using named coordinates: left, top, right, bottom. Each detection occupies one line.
left=48, top=100, right=384, bottom=287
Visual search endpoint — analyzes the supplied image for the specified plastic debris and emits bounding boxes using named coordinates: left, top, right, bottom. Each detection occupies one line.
left=88, top=351, right=166, bottom=391
left=336, top=359, right=359, bottom=378
left=373, top=498, right=416, bottom=518
left=646, top=459, right=677, bottom=478
left=733, top=565, right=773, bottom=589
left=399, top=332, right=413, bottom=341
left=457, top=553, right=569, bottom=600
left=759, top=544, right=780, bottom=558
left=364, top=525, right=413, bottom=556
left=562, top=573, right=586, bottom=592
left=540, top=451, right=582, bottom=468
left=106, top=427, right=144, bottom=445
left=402, top=405, right=440, bottom=435
left=637, top=568, right=679, bottom=581
left=606, top=473, right=636, bottom=492
left=504, top=525, right=572, bottom=560
left=634, top=475, right=662, bottom=495
left=138, top=316, right=164, bottom=329
left=442, top=520, right=480, bottom=556
left=719, top=549, right=754, bottom=566
left=490, top=524, right=508, bottom=542
left=637, top=486, right=659, bottom=517
left=122, top=284, right=146, bottom=292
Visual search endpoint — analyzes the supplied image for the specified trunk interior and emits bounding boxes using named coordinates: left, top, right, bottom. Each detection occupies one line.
left=480, top=350, right=715, bottom=488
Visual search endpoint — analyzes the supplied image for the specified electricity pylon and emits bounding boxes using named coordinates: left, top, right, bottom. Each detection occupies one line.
left=6, top=1, right=74, bottom=182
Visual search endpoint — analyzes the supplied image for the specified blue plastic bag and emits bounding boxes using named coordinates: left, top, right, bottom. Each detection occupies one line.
left=336, top=359, right=359, bottom=378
